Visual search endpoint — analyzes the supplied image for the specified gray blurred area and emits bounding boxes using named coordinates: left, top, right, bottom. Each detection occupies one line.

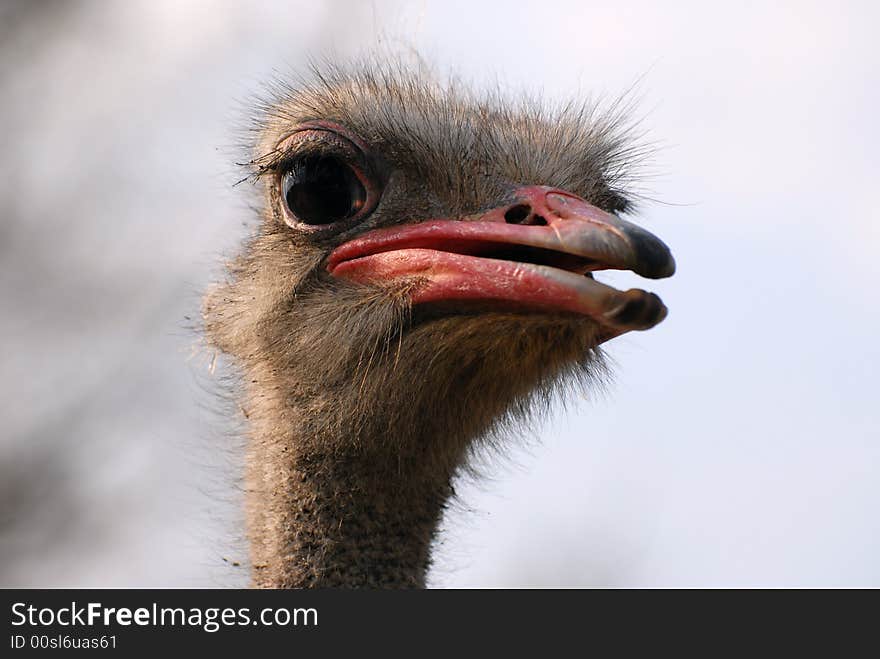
left=1, top=1, right=878, bottom=587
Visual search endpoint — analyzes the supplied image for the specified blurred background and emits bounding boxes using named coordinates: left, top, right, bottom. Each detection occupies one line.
left=1, top=0, right=877, bottom=587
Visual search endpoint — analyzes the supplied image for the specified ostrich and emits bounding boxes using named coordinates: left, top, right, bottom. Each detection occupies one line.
left=204, top=61, right=675, bottom=588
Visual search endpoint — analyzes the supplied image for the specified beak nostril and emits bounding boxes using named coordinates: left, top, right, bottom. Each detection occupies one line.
left=504, top=204, right=531, bottom=224
left=530, top=214, right=548, bottom=226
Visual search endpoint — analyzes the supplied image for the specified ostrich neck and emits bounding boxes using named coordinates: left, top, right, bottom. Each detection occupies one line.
left=236, top=310, right=578, bottom=587
left=246, top=407, right=455, bottom=588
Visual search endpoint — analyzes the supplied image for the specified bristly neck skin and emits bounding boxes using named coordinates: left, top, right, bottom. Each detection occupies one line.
left=247, top=413, right=454, bottom=588
left=234, top=308, right=601, bottom=589
left=237, top=294, right=469, bottom=588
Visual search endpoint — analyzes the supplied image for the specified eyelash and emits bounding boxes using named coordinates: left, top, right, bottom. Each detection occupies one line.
left=243, top=145, right=326, bottom=183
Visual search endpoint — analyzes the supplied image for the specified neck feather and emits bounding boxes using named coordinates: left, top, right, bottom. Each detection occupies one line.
left=222, top=300, right=598, bottom=588
left=245, top=391, right=458, bottom=588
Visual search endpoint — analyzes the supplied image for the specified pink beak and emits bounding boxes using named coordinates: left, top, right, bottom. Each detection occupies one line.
left=327, top=186, right=675, bottom=340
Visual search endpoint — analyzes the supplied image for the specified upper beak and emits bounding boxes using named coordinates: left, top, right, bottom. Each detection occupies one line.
left=458, top=186, right=675, bottom=279
left=327, top=185, right=675, bottom=339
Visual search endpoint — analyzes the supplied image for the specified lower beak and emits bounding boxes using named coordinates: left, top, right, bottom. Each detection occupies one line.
left=327, top=186, right=675, bottom=340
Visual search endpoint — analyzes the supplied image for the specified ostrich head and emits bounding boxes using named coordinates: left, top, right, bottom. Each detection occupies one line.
left=204, top=60, right=675, bottom=587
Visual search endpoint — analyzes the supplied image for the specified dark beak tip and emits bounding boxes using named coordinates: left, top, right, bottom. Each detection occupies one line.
left=604, top=290, right=669, bottom=330
left=631, top=232, right=676, bottom=280
left=656, top=252, right=677, bottom=279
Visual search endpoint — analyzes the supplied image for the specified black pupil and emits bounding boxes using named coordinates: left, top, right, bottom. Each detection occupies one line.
left=282, top=157, right=366, bottom=225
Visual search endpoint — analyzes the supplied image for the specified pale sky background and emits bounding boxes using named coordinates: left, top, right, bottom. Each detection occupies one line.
left=1, top=0, right=877, bottom=587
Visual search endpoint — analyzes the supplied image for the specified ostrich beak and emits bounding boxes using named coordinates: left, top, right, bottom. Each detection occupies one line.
left=327, top=186, right=675, bottom=338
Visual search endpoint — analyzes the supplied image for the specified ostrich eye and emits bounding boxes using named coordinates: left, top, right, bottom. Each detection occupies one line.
left=281, top=156, right=367, bottom=225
